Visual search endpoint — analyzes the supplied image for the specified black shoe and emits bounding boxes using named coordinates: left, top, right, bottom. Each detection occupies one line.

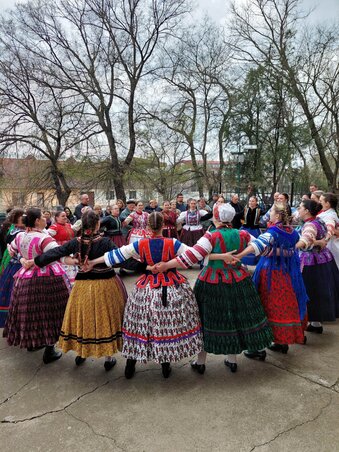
left=104, top=358, right=117, bottom=371
left=43, top=345, right=62, bottom=364
left=191, top=361, right=206, bottom=374
left=224, top=360, right=237, bottom=373
left=27, top=345, right=45, bottom=352
left=75, top=356, right=86, bottom=366
left=244, top=350, right=267, bottom=361
left=268, top=343, right=289, bottom=354
left=161, top=362, right=172, bottom=378
left=306, top=324, right=323, bottom=334
left=125, top=359, right=137, bottom=379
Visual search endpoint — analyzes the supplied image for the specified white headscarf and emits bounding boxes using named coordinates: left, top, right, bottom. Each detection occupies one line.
left=214, top=203, right=236, bottom=223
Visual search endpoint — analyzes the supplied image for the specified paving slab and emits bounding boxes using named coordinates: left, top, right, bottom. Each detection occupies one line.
left=0, top=269, right=338, bottom=452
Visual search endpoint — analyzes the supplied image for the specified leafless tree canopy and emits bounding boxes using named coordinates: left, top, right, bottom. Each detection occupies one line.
left=0, top=0, right=337, bottom=205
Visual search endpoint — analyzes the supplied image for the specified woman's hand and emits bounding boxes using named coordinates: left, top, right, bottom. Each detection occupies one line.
left=64, top=256, right=79, bottom=266
left=20, top=258, right=34, bottom=269
left=146, top=264, right=159, bottom=273
left=313, top=238, right=327, bottom=249
left=153, top=261, right=171, bottom=273
left=81, top=259, right=94, bottom=272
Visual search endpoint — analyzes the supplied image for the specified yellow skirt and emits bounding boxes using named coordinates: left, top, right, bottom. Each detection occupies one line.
left=58, top=277, right=127, bottom=358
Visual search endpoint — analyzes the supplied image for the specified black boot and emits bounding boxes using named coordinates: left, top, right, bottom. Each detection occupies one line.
left=306, top=324, right=323, bottom=334
left=75, top=356, right=86, bottom=366
left=244, top=350, right=267, bottom=361
left=104, top=357, right=117, bottom=371
left=124, top=359, right=137, bottom=379
left=43, top=345, right=62, bottom=364
left=268, top=343, right=289, bottom=354
left=191, top=360, right=206, bottom=374
left=224, top=360, right=237, bottom=373
left=161, top=362, right=172, bottom=378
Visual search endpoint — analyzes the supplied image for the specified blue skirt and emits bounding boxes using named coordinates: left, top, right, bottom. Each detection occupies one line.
left=240, top=227, right=260, bottom=266
left=0, top=262, right=21, bottom=328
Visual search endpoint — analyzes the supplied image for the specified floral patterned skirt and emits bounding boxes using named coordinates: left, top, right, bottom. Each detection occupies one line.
left=122, top=282, right=203, bottom=363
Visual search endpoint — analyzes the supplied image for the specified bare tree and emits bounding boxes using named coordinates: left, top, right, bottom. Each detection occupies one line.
left=0, top=17, right=98, bottom=205
left=145, top=19, right=234, bottom=198
left=228, top=0, right=339, bottom=191
left=4, top=0, right=190, bottom=201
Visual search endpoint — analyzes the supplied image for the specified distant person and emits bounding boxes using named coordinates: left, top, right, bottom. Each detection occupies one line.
left=145, top=199, right=162, bottom=214
left=309, top=184, right=318, bottom=193
left=119, top=199, right=136, bottom=238
left=64, top=207, right=76, bottom=224
left=277, top=193, right=292, bottom=217
left=176, top=193, right=187, bottom=212
left=209, top=193, right=219, bottom=209
left=74, top=193, right=91, bottom=220
left=43, top=210, right=52, bottom=229
left=229, top=194, right=244, bottom=229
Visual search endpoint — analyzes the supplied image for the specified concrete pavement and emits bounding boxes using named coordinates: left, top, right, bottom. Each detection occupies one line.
left=0, top=268, right=338, bottom=452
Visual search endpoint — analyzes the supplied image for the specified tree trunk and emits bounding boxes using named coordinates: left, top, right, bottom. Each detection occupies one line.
left=50, top=163, right=72, bottom=206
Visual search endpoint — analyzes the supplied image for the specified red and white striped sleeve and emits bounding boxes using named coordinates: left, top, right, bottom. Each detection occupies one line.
left=175, top=232, right=213, bottom=268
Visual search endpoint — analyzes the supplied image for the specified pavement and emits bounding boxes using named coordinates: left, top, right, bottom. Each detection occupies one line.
left=0, top=268, right=338, bottom=452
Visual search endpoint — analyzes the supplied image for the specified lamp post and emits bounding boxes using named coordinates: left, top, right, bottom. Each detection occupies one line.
left=230, top=144, right=257, bottom=196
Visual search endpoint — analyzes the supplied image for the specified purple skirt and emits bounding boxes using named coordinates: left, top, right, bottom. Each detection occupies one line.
left=0, top=261, right=21, bottom=328
left=3, top=275, right=70, bottom=348
left=180, top=228, right=204, bottom=247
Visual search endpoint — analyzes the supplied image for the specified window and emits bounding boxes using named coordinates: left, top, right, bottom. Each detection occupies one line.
left=106, top=190, right=115, bottom=200
left=12, top=192, right=26, bottom=206
left=129, top=191, right=136, bottom=199
left=36, top=192, right=44, bottom=207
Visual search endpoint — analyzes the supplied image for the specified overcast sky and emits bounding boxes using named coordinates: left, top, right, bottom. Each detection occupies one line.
left=0, top=0, right=338, bottom=23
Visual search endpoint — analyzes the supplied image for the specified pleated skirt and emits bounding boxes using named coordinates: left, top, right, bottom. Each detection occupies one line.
left=122, top=282, right=203, bottom=363
left=59, top=276, right=127, bottom=358
left=194, top=276, right=273, bottom=354
left=3, top=274, right=69, bottom=348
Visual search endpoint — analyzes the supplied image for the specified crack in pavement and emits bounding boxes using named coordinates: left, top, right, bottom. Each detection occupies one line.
left=0, top=364, right=173, bottom=425
left=330, top=376, right=339, bottom=390
left=0, top=363, right=43, bottom=407
left=1, top=379, right=111, bottom=424
left=65, top=409, right=127, bottom=452
left=265, top=358, right=339, bottom=394
left=248, top=393, right=333, bottom=451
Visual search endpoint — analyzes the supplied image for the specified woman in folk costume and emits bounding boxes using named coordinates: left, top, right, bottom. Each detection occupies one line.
left=3, top=208, right=70, bottom=363
left=239, top=196, right=262, bottom=266
left=100, top=203, right=126, bottom=247
left=0, top=209, right=25, bottom=328
left=154, top=203, right=273, bottom=373
left=161, top=200, right=178, bottom=238
left=86, top=211, right=204, bottom=379
left=25, top=210, right=130, bottom=371
left=176, top=199, right=208, bottom=246
left=234, top=203, right=308, bottom=355
left=48, top=210, right=77, bottom=286
left=317, top=193, right=339, bottom=269
left=123, top=201, right=151, bottom=244
left=296, top=200, right=339, bottom=334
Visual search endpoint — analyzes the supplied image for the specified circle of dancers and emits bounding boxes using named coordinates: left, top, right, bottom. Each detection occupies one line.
left=0, top=189, right=338, bottom=378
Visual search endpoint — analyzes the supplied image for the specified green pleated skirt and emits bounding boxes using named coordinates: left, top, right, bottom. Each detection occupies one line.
left=194, top=276, right=273, bottom=355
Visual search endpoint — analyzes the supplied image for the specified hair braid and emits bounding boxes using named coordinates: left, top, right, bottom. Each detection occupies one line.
left=274, top=202, right=291, bottom=225
left=148, top=211, right=164, bottom=232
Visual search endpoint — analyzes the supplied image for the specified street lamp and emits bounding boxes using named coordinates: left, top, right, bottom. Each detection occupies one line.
left=229, top=144, right=257, bottom=196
